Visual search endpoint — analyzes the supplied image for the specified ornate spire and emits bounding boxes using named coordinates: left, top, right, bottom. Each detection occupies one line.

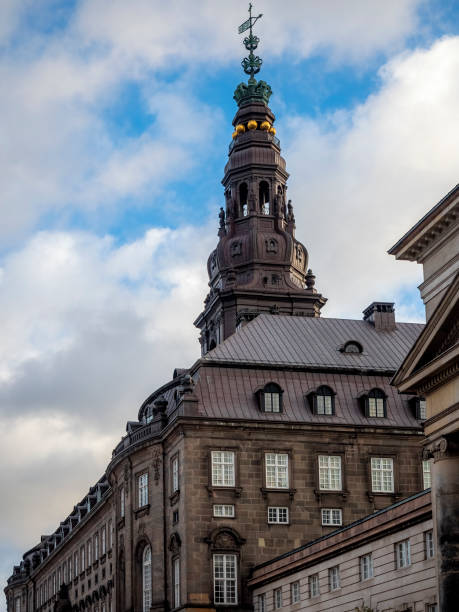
left=234, top=4, right=272, bottom=107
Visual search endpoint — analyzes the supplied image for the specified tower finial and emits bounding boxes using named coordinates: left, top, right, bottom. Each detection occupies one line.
left=238, top=3, right=263, bottom=83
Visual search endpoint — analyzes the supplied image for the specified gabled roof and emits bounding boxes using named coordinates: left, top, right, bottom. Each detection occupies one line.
left=392, top=272, right=459, bottom=393
left=202, top=314, right=423, bottom=373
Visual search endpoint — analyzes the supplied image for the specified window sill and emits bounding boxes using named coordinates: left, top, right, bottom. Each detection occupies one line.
left=93, top=560, right=99, bottom=570
left=169, top=490, right=180, bottom=506
left=314, top=488, right=348, bottom=501
left=117, top=517, right=125, bottom=530
left=135, top=504, right=150, bottom=519
left=100, top=553, right=107, bottom=564
left=206, top=485, right=243, bottom=498
left=367, top=490, right=400, bottom=503
left=261, top=487, right=296, bottom=500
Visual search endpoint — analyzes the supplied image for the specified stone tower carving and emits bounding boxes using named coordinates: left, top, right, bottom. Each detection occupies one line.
left=195, top=12, right=326, bottom=354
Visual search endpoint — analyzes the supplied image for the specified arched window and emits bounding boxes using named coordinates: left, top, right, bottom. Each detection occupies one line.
left=341, top=341, right=363, bottom=354
left=142, top=546, right=152, bottom=612
left=239, top=183, right=248, bottom=217
left=259, top=383, right=283, bottom=413
left=315, top=386, right=335, bottom=415
left=366, top=388, right=386, bottom=418
left=259, top=181, right=270, bottom=215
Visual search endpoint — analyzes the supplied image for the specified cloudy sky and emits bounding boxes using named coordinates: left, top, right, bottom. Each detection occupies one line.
left=1, top=0, right=459, bottom=601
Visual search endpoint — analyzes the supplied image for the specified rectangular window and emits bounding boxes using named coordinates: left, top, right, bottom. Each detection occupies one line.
left=268, top=507, right=289, bottom=524
left=173, top=557, right=180, bottom=608
left=360, top=554, right=373, bottom=580
left=94, top=534, right=99, bottom=560
left=15, top=597, right=20, bottom=612
left=108, top=519, right=113, bottom=549
left=426, top=605, right=438, bottom=612
left=63, top=563, right=67, bottom=585
left=274, top=587, right=282, bottom=609
left=425, top=530, right=435, bottom=559
left=81, top=546, right=85, bottom=572
left=87, top=540, right=92, bottom=566
left=264, top=392, right=280, bottom=413
left=173, top=509, right=179, bottom=524
left=368, top=396, right=385, bottom=417
left=423, top=460, right=432, bottom=489
left=213, top=504, right=235, bottom=518
left=58, top=568, right=61, bottom=588
left=74, top=552, right=78, bottom=577
left=329, top=566, right=340, bottom=591
left=53, top=572, right=56, bottom=595
left=265, top=453, right=289, bottom=489
left=290, top=581, right=300, bottom=603
left=69, top=558, right=72, bottom=582
left=321, top=508, right=342, bottom=526
left=309, top=574, right=319, bottom=598
left=258, top=593, right=266, bottom=612
left=316, top=395, right=333, bottom=415
left=418, top=399, right=427, bottom=420
left=211, top=451, right=235, bottom=487
left=371, top=457, right=394, bottom=492
left=319, top=455, right=342, bottom=490
left=395, top=539, right=411, bottom=568
left=120, top=486, right=125, bottom=518
left=101, top=525, right=106, bottom=555
left=138, top=473, right=149, bottom=507
left=172, top=456, right=179, bottom=492
left=213, top=554, right=237, bottom=605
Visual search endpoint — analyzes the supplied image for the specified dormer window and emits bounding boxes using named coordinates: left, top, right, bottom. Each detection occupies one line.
left=341, top=341, right=363, bottom=354
left=363, top=388, right=387, bottom=418
left=315, top=386, right=335, bottom=415
left=259, top=383, right=283, bottom=413
left=411, top=397, right=427, bottom=420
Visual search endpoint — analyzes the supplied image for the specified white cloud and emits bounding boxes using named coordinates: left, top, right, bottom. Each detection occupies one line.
left=282, top=36, right=459, bottom=318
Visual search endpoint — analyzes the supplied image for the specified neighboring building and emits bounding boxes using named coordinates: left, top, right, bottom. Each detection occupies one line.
left=5, top=18, right=429, bottom=612
left=249, top=490, right=437, bottom=612
left=390, top=186, right=459, bottom=612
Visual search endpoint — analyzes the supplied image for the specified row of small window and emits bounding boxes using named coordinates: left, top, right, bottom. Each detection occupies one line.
left=211, top=450, right=432, bottom=493
left=259, top=383, right=426, bottom=419
left=213, top=504, right=342, bottom=526
left=37, top=522, right=113, bottom=606
left=257, top=533, right=435, bottom=610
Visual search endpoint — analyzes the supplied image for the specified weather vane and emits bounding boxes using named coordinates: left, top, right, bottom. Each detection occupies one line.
left=238, top=3, right=263, bottom=82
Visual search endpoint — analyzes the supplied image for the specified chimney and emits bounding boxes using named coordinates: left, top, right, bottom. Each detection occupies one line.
left=363, top=302, right=396, bottom=330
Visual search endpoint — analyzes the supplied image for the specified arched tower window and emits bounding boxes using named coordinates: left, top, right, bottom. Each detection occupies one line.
left=142, top=546, right=152, bottom=612
left=239, top=183, right=248, bottom=217
left=259, top=181, right=270, bottom=215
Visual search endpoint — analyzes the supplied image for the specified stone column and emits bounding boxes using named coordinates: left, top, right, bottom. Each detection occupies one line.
left=425, top=433, right=459, bottom=611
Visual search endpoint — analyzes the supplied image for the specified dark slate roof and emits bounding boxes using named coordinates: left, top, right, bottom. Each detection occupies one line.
left=202, top=314, right=423, bottom=372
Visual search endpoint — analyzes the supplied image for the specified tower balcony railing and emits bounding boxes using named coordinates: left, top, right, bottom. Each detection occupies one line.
left=229, top=130, right=280, bottom=153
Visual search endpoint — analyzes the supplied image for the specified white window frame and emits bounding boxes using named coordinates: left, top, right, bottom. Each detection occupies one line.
left=418, top=398, right=427, bottom=420
left=264, top=392, right=280, bottom=413
left=173, top=557, right=180, bottom=608
left=213, top=553, right=237, bottom=605
left=329, top=566, right=340, bottom=591
left=211, top=451, right=235, bottom=487
left=321, top=508, right=342, bottom=526
left=172, top=455, right=179, bottom=492
left=318, top=455, right=342, bottom=490
left=423, top=460, right=432, bottom=489
left=425, top=530, right=435, bottom=559
left=360, top=553, right=373, bottom=580
left=143, top=546, right=152, bottom=612
left=395, top=539, right=411, bottom=568
left=290, top=581, right=300, bottom=603
left=274, top=587, right=282, bottom=609
left=213, top=504, right=235, bottom=518
left=368, top=395, right=385, bottom=417
left=267, top=507, right=289, bottom=524
left=265, top=453, right=289, bottom=489
left=309, top=574, right=319, bottom=598
left=101, top=525, right=106, bottom=555
left=120, top=486, right=125, bottom=518
left=258, top=593, right=266, bottom=612
left=138, top=473, right=149, bottom=507
left=371, top=457, right=394, bottom=493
